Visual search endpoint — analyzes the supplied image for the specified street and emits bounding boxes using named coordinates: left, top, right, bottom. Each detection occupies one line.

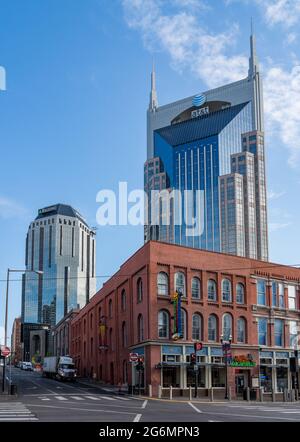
left=0, top=368, right=300, bottom=422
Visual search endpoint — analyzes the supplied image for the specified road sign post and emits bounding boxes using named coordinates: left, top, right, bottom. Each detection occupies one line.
left=1, top=347, right=10, bottom=394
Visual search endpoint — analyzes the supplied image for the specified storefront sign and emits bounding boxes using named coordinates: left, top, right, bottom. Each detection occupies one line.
left=231, top=355, right=256, bottom=368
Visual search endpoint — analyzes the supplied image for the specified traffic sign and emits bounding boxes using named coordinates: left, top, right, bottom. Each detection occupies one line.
left=194, top=342, right=203, bottom=352
left=1, top=346, right=11, bottom=358
left=129, top=353, right=139, bottom=363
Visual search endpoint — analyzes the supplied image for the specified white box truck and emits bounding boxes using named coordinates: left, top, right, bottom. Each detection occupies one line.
left=43, top=356, right=76, bottom=381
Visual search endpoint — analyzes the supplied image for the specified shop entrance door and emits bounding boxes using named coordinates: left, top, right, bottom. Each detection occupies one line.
left=235, top=373, right=248, bottom=397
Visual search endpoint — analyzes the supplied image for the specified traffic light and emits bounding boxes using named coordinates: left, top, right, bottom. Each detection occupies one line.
left=136, top=357, right=145, bottom=372
left=190, top=353, right=197, bottom=366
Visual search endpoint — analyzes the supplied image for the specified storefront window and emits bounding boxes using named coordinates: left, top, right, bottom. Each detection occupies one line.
left=260, top=366, right=272, bottom=392
left=211, top=367, right=226, bottom=388
left=276, top=367, right=288, bottom=392
left=162, top=367, right=180, bottom=388
left=187, top=367, right=205, bottom=388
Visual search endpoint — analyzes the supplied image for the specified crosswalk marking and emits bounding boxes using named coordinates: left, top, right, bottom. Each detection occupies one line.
left=115, top=396, right=130, bottom=401
left=70, top=396, right=85, bottom=401
left=85, top=396, right=100, bottom=401
left=35, top=394, right=135, bottom=403
left=0, top=403, right=38, bottom=422
left=100, top=396, right=117, bottom=401
left=55, top=396, right=68, bottom=401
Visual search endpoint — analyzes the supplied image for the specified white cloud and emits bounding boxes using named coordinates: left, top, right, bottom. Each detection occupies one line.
left=268, top=190, right=286, bottom=200
left=123, top=0, right=300, bottom=165
left=123, top=0, right=248, bottom=88
left=269, top=222, right=292, bottom=232
left=264, top=65, right=300, bottom=166
left=255, top=0, right=300, bottom=28
left=0, top=197, right=27, bottom=220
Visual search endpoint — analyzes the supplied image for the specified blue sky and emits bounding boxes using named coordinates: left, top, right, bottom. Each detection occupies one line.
left=1, top=0, right=300, bottom=342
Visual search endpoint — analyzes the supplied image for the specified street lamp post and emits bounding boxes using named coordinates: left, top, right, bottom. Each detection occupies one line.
left=2, top=268, right=43, bottom=394
left=221, top=334, right=232, bottom=400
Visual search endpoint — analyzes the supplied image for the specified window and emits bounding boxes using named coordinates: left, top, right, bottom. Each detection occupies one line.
left=122, top=322, right=127, bottom=348
left=121, top=290, right=126, bottom=312
left=157, top=272, right=169, bottom=296
left=137, top=278, right=143, bottom=303
left=175, top=272, right=186, bottom=297
left=192, top=314, right=202, bottom=341
left=138, top=314, right=144, bottom=342
left=258, top=318, right=268, bottom=346
left=222, top=279, right=232, bottom=303
left=272, top=282, right=277, bottom=307
left=236, top=283, right=245, bottom=304
left=192, top=278, right=201, bottom=299
left=208, top=315, right=217, bottom=342
left=180, top=309, right=187, bottom=339
left=288, top=285, right=297, bottom=310
left=109, top=300, right=113, bottom=319
left=290, top=321, right=298, bottom=348
left=257, top=280, right=267, bottom=306
left=158, top=310, right=169, bottom=339
left=222, top=314, right=232, bottom=341
left=208, top=280, right=217, bottom=301
left=279, top=283, right=285, bottom=308
left=237, top=318, right=246, bottom=343
left=275, top=319, right=284, bottom=347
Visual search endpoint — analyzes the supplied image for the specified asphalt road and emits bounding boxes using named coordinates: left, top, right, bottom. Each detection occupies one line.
left=1, top=368, right=300, bottom=422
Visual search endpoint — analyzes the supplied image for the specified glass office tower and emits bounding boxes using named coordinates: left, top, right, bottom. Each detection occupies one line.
left=22, top=204, right=96, bottom=326
left=145, top=32, right=269, bottom=261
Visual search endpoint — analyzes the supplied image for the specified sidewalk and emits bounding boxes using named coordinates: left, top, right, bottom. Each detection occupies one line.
left=78, top=378, right=127, bottom=394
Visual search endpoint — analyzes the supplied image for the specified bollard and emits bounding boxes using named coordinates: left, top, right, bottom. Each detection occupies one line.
left=272, top=389, right=276, bottom=402
left=296, top=390, right=299, bottom=402
left=284, top=389, right=288, bottom=402
left=158, top=385, right=162, bottom=399
left=209, top=388, right=214, bottom=402
left=247, top=387, right=251, bottom=402
left=291, top=390, right=296, bottom=402
left=259, top=387, right=264, bottom=402
left=170, top=385, right=173, bottom=401
left=189, top=386, right=192, bottom=401
left=148, top=385, right=152, bottom=398
left=228, top=386, right=232, bottom=401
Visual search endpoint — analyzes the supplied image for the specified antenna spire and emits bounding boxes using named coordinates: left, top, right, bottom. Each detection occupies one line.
left=149, top=58, right=158, bottom=111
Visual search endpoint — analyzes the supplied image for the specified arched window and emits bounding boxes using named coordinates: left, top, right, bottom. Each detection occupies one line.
left=236, top=283, right=245, bottom=305
left=137, top=278, right=143, bottom=303
left=192, top=314, right=202, bottom=341
left=222, top=314, right=233, bottom=341
left=121, top=290, right=126, bottom=312
left=109, top=300, right=113, bottom=318
left=208, top=279, right=217, bottom=301
left=175, top=272, right=186, bottom=297
left=158, top=310, right=170, bottom=339
left=222, top=279, right=232, bottom=303
left=192, top=277, right=201, bottom=299
left=138, top=314, right=144, bottom=342
left=208, top=315, right=218, bottom=342
left=180, top=309, right=187, bottom=340
left=122, top=322, right=127, bottom=348
left=157, top=272, right=169, bottom=296
left=109, top=328, right=114, bottom=351
left=237, top=318, right=246, bottom=343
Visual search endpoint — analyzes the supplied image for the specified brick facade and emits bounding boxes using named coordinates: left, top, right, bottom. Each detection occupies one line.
left=70, top=241, right=300, bottom=399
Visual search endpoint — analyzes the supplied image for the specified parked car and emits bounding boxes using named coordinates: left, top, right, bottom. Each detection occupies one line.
left=21, top=362, right=33, bottom=371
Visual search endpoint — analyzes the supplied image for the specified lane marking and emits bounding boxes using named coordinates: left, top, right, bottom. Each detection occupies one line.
left=188, top=402, right=202, bottom=413
left=134, top=414, right=142, bottom=422
left=0, top=418, right=38, bottom=421
left=27, top=403, right=137, bottom=416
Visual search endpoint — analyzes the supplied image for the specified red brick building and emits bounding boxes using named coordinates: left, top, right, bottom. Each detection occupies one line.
left=70, top=241, right=300, bottom=399
left=52, top=309, right=79, bottom=357
left=11, top=317, right=22, bottom=364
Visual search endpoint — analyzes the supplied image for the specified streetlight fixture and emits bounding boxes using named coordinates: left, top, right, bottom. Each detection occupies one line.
left=221, top=334, right=232, bottom=400
left=2, top=268, right=43, bottom=393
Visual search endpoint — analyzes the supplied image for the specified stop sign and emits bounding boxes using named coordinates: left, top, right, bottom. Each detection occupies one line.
left=1, top=346, right=11, bottom=358
left=129, top=353, right=139, bottom=363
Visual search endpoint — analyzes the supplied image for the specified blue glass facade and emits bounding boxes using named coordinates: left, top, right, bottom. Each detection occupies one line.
left=151, top=102, right=252, bottom=252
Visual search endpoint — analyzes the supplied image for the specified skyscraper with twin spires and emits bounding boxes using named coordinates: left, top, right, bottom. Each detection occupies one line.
left=144, top=31, right=269, bottom=262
